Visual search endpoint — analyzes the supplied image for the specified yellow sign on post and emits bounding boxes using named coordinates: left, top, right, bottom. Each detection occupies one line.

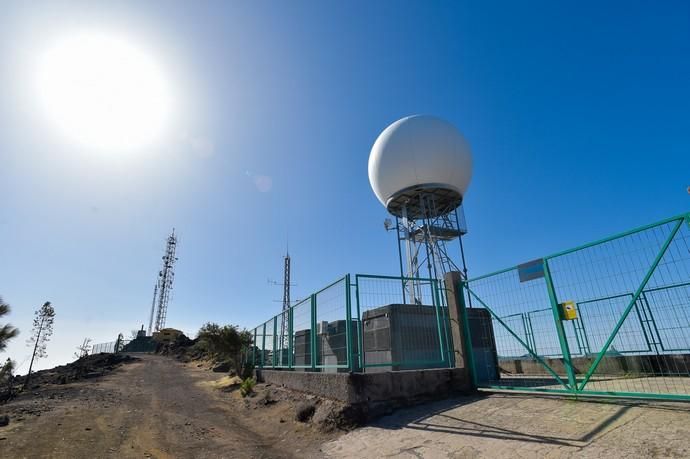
left=560, top=301, right=577, bottom=320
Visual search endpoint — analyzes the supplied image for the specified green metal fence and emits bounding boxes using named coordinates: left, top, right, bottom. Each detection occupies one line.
left=251, top=274, right=454, bottom=372
left=92, top=335, right=157, bottom=354
left=461, top=212, right=690, bottom=400
left=92, top=341, right=117, bottom=354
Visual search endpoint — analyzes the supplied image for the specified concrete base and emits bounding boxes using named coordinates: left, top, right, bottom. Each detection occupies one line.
left=255, top=367, right=472, bottom=421
left=498, top=353, right=690, bottom=378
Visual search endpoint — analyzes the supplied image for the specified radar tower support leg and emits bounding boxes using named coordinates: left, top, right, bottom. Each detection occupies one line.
left=401, top=204, right=419, bottom=304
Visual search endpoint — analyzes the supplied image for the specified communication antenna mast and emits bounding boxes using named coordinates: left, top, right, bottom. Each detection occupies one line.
left=154, top=229, right=178, bottom=332
left=280, top=251, right=291, bottom=351
left=147, top=283, right=158, bottom=336
left=268, top=252, right=294, bottom=351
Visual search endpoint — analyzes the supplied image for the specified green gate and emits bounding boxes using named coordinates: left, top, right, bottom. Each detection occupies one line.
left=460, top=212, right=690, bottom=400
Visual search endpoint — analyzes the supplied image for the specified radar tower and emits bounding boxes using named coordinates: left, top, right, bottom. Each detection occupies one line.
left=369, top=115, right=473, bottom=303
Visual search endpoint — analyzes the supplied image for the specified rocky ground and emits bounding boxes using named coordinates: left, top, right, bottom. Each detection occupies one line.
left=4, top=353, right=690, bottom=458
left=0, top=354, right=344, bottom=458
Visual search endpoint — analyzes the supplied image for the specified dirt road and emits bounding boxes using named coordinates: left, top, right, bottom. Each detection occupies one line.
left=6, top=354, right=690, bottom=458
left=1, top=354, right=316, bottom=459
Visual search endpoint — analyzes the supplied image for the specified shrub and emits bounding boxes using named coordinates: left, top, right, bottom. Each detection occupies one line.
left=240, top=377, right=256, bottom=397
left=196, top=322, right=253, bottom=375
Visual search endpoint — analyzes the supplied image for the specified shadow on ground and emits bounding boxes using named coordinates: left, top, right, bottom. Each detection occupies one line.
left=369, top=392, right=690, bottom=447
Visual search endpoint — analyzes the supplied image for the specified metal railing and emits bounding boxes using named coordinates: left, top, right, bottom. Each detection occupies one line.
left=251, top=274, right=454, bottom=372
left=91, top=341, right=118, bottom=354
left=462, top=211, right=690, bottom=400
left=494, top=281, right=690, bottom=359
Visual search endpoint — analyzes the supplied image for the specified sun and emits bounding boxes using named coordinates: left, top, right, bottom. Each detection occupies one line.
left=35, top=31, right=172, bottom=151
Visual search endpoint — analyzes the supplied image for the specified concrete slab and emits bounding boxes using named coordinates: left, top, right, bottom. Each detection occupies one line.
left=486, top=374, right=690, bottom=396
left=322, top=393, right=690, bottom=458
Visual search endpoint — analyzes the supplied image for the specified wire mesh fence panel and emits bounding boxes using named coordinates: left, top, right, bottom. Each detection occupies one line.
left=644, top=283, right=690, bottom=352
left=350, top=282, right=363, bottom=369
left=256, top=325, right=265, bottom=368
left=545, top=216, right=690, bottom=397
left=251, top=327, right=261, bottom=366
left=314, top=277, right=349, bottom=369
left=291, top=297, right=313, bottom=369
left=92, top=341, right=116, bottom=353
left=259, top=318, right=275, bottom=369
left=527, top=308, right=573, bottom=357
left=356, top=275, right=449, bottom=370
left=493, top=313, right=528, bottom=358
left=464, top=267, right=568, bottom=390
left=576, top=295, right=651, bottom=354
left=274, top=309, right=290, bottom=368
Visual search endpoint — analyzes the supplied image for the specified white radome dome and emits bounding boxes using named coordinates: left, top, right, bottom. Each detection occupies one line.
left=368, top=115, right=473, bottom=218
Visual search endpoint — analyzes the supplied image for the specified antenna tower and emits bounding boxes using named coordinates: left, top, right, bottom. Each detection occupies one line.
left=279, top=252, right=291, bottom=351
left=147, top=283, right=158, bottom=336
left=154, top=229, right=178, bottom=332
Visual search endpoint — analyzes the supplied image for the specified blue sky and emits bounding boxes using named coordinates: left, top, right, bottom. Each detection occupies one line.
left=1, top=1, right=689, bottom=371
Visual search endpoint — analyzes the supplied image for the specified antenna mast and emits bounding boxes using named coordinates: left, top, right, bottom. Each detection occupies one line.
left=154, top=229, right=178, bottom=332
left=279, top=252, right=291, bottom=346
left=147, top=283, right=158, bottom=336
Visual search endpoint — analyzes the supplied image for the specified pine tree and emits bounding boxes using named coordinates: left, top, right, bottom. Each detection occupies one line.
left=24, top=302, right=55, bottom=389
left=0, top=358, right=15, bottom=402
left=0, top=297, right=19, bottom=352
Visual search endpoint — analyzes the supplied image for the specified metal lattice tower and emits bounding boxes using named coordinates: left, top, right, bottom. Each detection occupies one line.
left=154, top=229, right=178, bottom=332
left=391, top=199, right=468, bottom=304
left=147, top=283, right=158, bottom=336
left=279, top=252, right=291, bottom=350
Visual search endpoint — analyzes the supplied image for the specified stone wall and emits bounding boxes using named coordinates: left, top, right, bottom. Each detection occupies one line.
left=255, top=367, right=472, bottom=418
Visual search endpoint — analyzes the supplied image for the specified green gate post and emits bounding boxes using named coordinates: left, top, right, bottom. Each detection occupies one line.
left=431, top=279, right=446, bottom=363
left=355, top=275, right=364, bottom=370
left=272, top=316, right=277, bottom=368
left=260, top=322, right=266, bottom=369
left=310, top=293, right=317, bottom=371
left=543, top=259, right=578, bottom=392
left=344, top=274, right=354, bottom=372
left=458, top=280, right=478, bottom=388
left=288, top=305, right=294, bottom=369
left=252, top=328, right=257, bottom=366
left=444, top=285, right=456, bottom=367
left=432, top=279, right=450, bottom=366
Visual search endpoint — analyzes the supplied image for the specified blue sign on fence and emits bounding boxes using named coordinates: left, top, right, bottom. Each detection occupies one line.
left=518, top=258, right=545, bottom=282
